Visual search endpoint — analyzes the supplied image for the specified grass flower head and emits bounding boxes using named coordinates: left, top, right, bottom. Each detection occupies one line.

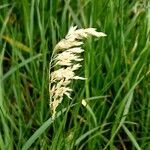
left=49, top=26, right=106, bottom=119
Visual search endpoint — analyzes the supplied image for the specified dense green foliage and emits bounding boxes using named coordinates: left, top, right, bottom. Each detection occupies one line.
left=0, top=0, right=150, bottom=149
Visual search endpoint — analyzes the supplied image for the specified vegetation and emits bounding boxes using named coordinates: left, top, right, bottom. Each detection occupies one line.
left=0, top=0, right=150, bottom=149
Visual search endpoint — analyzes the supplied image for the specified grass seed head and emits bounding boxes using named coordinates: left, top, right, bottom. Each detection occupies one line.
left=49, top=26, right=106, bottom=119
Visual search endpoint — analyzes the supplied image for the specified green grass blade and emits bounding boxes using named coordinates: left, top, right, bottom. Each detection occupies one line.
left=122, top=124, right=141, bottom=150
left=21, top=109, right=66, bottom=150
left=2, top=54, right=42, bottom=81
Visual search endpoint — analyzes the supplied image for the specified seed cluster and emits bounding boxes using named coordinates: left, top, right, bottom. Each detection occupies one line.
left=49, top=26, right=106, bottom=119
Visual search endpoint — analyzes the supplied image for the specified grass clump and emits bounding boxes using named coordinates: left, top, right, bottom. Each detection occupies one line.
left=0, top=0, right=150, bottom=149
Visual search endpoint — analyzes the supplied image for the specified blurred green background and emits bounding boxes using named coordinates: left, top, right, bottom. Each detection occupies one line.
left=0, top=0, right=150, bottom=149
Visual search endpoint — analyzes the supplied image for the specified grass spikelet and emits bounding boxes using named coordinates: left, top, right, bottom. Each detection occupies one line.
left=49, top=26, right=106, bottom=119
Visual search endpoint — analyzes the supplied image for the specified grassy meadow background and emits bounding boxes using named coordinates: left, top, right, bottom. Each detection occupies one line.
left=0, top=0, right=150, bottom=149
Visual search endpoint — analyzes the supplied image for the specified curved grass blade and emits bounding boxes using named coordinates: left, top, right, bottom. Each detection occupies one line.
left=21, top=108, right=66, bottom=150
left=2, top=54, right=42, bottom=81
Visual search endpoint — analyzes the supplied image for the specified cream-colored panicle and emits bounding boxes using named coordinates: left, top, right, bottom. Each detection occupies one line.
left=49, top=26, right=106, bottom=119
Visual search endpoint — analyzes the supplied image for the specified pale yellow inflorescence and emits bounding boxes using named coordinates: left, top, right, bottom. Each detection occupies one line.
left=49, top=26, right=106, bottom=119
